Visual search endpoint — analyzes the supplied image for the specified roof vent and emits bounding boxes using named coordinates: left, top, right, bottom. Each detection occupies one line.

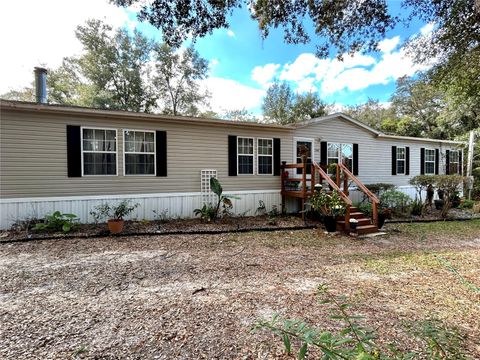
left=34, top=67, right=48, bottom=104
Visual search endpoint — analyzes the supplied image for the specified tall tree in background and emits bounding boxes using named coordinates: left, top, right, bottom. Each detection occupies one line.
left=1, top=20, right=210, bottom=116
left=262, top=81, right=295, bottom=124
left=262, top=81, right=327, bottom=124
left=152, top=44, right=210, bottom=116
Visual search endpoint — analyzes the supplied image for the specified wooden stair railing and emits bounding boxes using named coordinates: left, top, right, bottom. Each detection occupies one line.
left=312, top=161, right=353, bottom=232
left=337, top=162, right=380, bottom=226
left=281, top=161, right=314, bottom=218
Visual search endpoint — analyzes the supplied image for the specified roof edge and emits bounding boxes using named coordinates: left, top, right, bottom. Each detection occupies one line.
left=0, top=99, right=291, bottom=131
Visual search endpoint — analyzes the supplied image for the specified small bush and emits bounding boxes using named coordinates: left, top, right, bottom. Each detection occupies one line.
left=410, top=199, right=424, bottom=216
left=193, top=203, right=217, bottom=222
left=356, top=202, right=372, bottom=217
left=90, top=200, right=139, bottom=222
left=459, top=199, right=475, bottom=209
left=34, top=211, right=78, bottom=233
left=380, top=189, right=412, bottom=215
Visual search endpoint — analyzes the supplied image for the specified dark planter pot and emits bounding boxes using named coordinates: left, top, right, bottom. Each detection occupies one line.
left=451, top=198, right=461, bottom=208
left=378, top=213, right=386, bottom=229
left=310, top=211, right=323, bottom=222
left=349, top=222, right=358, bottom=232
left=324, top=215, right=337, bottom=232
left=434, top=199, right=444, bottom=210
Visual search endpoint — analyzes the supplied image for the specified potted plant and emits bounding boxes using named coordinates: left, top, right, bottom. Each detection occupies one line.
left=310, top=188, right=346, bottom=232
left=90, top=200, right=139, bottom=234
left=435, top=188, right=445, bottom=210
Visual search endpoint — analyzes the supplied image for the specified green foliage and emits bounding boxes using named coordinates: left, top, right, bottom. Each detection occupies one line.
left=409, top=175, right=437, bottom=203
left=459, top=199, right=475, bottom=210
left=90, top=200, right=139, bottom=222
left=262, top=81, right=327, bottom=124
left=152, top=43, right=210, bottom=116
left=193, top=204, right=217, bottom=223
left=34, top=211, right=78, bottom=233
left=435, top=175, right=466, bottom=218
left=256, top=284, right=467, bottom=359
left=194, top=177, right=237, bottom=222
left=380, top=189, right=412, bottom=214
left=356, top=202, right=373, bottom=217
left=410, top=199, right=424, bottom=216
left=310, top=189, right=346, bottom=217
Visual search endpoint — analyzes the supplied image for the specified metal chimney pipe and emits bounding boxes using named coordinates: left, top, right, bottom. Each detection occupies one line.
left=34, top=67, right=48, bottom=104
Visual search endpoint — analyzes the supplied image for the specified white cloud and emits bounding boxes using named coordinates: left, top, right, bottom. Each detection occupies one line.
left=202, top=77, right=265, bottom=113
left=0, top=0, right=132, bottom=94
left=296, top=78, right=317, bottom=94
left=227, top=30, right=235, bottom=37
left=251, top=63, right=280, bottom=88
left=377, top=36, right=400, bottom=53
left=420, top=23, right=435, bottom=36
left=280, top=53, right=326, bottom=82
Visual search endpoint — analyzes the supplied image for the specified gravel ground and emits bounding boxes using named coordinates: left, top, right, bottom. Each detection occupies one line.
left=1, top=220, right=479, bottom=359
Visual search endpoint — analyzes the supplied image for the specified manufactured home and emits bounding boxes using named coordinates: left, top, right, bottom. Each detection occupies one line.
left=0, top=99, right=464, bottom=230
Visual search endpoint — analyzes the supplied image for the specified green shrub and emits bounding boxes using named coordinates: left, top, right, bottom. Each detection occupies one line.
left=34, top=211, right=78, bottom=233
left=410, top=199, right=424, bottom=216
left=364, top=183, right=395, bottom=195
left=90, top=200, right=139, bottom=222
left=193, top=204, right=217, bottom=222
left=380, top=189, right=412, bottom=214
left=409, top=175, right=437, bottom=203
left=356, top=202, right=372, bottom=217
left=435, top=175, right=465, bottom=218
left=459, top=199, right=475, bottom=209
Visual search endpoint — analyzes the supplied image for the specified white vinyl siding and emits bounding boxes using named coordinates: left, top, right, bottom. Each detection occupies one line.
left=81, top=127, right=117, bottom=176
left=396, top=147, right=406, bottom=175
left=425, top=149, right=435, bottom=175
left=124, top=130, right=156, bottom=176
left=257, top=138, right=273, bottom=175
left=237, top=137, right=254, bottom=175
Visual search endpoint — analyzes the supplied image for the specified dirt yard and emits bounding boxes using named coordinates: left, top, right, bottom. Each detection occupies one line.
left=1, top=220, right=479, bottom=359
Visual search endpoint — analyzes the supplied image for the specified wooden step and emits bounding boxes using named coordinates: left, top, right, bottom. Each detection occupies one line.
left=337, top=218, right=372, bottom=228
left=338, top=212, right=366, bottom=220
left=356, top=224, right=378, bottom=235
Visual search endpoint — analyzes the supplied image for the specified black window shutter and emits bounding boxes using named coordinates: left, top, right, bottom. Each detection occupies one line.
left=458, top=150, right=462, bottom=175
left=320, top=141, right=327, bottom=166
left=420, top=148, right=425, bottom=175
left=66, top=125, right=82, bottom=177
left=405, top=147, right=410, bottom=175
left=228, top=135, right=237, bottom=176
left=156, top=130, right=167, bottom=177
left=445, top=150, right=450, bottom=175
left=273, top=138, right=281, bottom=176
left=391, top=146, right=397, bottom=175
left=435, top=149, right=439, bottom=175
left=353, top=143, right=359, bottom=175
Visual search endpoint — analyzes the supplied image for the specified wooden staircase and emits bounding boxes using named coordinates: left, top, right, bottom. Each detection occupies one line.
left=336, top=206, right=378, bottom=235
left=281, top=160, right=381, bottom=236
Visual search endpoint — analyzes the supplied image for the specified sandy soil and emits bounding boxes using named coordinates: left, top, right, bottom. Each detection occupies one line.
left=1, top=221, right=479, bottom=359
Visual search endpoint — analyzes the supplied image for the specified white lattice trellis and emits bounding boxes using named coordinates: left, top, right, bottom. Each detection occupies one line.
left=201, top=169, right=218, bottom=205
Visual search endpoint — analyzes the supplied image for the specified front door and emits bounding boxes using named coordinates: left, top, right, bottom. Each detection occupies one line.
left=294, top=138, right=314, bottom=178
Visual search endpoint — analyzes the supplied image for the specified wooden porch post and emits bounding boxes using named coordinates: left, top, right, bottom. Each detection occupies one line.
left=344, top=205, right=351, bottom=233
left=301, top=158, right=307, bottom=219
left=336, top=164, right=340, bottom=188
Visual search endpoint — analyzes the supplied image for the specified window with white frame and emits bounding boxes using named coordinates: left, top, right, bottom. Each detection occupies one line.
left=327, top=142, right=353, bottom=173
left=425, top=149, right=435, bottom=174
left=237, top=137, right=254, bottom=174
left=396, top=147, right=406, bottom=174
left=124, top=130, right=155, bottom=175
left=257, top=138, right=273, bottom=175
left=449, top=150, right=459, bottom=174
left=82, top=128, right=117, bottom=175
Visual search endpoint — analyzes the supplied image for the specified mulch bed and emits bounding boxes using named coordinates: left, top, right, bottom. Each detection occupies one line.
left=1, top=215, right=311, bottom=243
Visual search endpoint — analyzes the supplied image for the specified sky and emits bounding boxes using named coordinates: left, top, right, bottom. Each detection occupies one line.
left=0, top=0, right=434, bottom=115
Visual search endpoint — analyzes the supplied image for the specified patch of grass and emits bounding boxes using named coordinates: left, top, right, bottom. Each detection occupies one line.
left=362, top=251, right=444, bottom=275
left=388, top=219, right=480, bottom=238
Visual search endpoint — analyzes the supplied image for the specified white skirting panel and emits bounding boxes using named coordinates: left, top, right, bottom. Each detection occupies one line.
left=0, top=190, right=282, bottom=230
